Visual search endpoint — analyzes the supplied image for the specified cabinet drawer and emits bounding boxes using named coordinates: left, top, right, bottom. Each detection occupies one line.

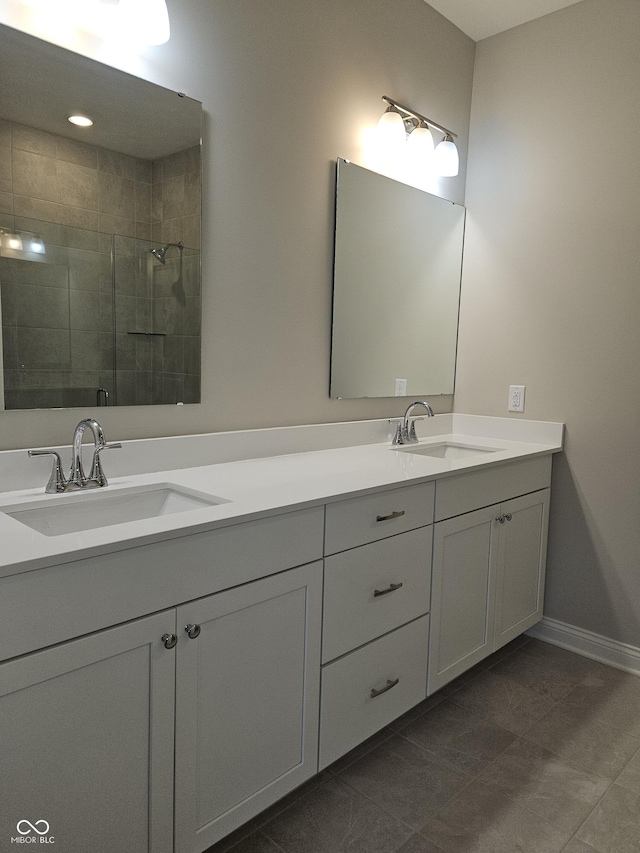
left=322, top=527, right=432, bottom=663
left=319, top=615, right=429, bottom=769
left=0, top=507, right=324, bottom=663
left=434, top=456, right=552, bottom=521
left=324, top=482, right=434, bottom=554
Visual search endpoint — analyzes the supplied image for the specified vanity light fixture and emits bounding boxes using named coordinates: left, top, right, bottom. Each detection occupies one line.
left=0, top=228, right=46, bottom=263
left=378, top=95, right=459, bottom=177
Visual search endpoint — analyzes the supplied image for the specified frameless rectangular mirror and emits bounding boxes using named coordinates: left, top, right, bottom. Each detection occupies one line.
left=330, top=159, right=465, bottom=399
left=0, top=24, right=202, bottom=408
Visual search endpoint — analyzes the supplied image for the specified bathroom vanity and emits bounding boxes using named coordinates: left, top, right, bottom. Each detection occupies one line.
left=0, top=415, right=562, bottom=853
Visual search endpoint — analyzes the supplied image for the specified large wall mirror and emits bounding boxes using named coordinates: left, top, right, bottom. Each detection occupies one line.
left=0, top=24, right=202, bottom=409
left=330, top=160, right=465, bottom=399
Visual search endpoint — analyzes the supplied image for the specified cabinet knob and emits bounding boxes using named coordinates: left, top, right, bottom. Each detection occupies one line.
left=185, top=623, right=201, bottom=639
left=504, top=513, right=513, bottom=522
left=496, top=515, right=505, bottom=524
left=161, top=633, right=178, bottom=649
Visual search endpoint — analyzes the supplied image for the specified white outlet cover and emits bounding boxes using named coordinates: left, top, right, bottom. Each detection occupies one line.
left=508, top=385, right=526, bottom=413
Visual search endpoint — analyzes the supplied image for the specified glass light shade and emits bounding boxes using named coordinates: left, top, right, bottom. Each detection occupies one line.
left=5, top=233, right=23, bottom=251
left=29, top=235, right=46, bottom=254
left=376, top=109, right=406, bottom=148
left=434, top=136, right=459, bottom=177
left=406, top=124, right=434, bottom=158
left=117, top=0, right=171, bottom=45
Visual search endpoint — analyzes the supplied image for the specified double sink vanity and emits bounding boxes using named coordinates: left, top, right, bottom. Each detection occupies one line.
left=0, top=413, right=563, bottom=853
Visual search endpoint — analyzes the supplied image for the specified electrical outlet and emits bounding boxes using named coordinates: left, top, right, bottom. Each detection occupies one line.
left=508, top=385, right=526, bottom=413
left=394, top=379, right=407, bottom=396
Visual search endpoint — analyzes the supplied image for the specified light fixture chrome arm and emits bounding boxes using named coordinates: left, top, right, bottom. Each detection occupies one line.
left=382, top=95, right=457, bottom=139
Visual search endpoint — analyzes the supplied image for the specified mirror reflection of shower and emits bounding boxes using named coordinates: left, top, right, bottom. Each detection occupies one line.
left=150, top=241, right=184, bottom=264
left=150, top=241, right=186, bottom=306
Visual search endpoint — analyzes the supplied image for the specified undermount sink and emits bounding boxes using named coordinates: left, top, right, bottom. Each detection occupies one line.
left=398, top=441, right=502, bottom=460
left=1, top=483, right=230, bottom=537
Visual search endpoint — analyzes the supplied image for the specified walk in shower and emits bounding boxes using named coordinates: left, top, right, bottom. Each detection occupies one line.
left=0, top=218, right=201, bottom=408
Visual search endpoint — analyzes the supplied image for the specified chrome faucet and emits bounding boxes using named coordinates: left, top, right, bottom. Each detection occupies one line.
left=28, top=418, right=122, bottom=493
left=391, top=400, right=435, bottom=446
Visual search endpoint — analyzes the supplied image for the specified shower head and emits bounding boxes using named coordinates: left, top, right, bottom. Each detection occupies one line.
left=150, top=241, right=184, bottom=264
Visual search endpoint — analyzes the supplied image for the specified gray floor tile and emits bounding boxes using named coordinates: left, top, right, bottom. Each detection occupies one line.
left=523, top=701, right=640, bottom=780
left=523, top=640, right=600, bottom=676
left=388, top=693, right=445, bottom=731
left=323, top=727, right=395, bottom=775
left=477, top=738, right=610, bottom=834
left=336, top=732, right=469, bottom=830
left=420, top=778, right=572, bottom=853
left=204, top=822, right=266, bottom=853
left=576, top=783, right=640, bottom=852
left=261, top=777, right=413, bottom=853
left=400, top=699, right=516, bottom=775
left=616, top=747, right=640, bottom=794
left=436, top=638, right=529, bottom=698
left=252, top=772, right=333, bottom=828
left=448, top=670, right=557, bottom=734
left=436, top=663, right=490, bottom=697
left=562, top=664, right=640, bottom=738
left=488, top=642, right=593, bottom=702
left=213, top=831, right=286, bottom=853
left=561, top=839, right=600, bottom=853
left=397, top=834, right=445, bottom=852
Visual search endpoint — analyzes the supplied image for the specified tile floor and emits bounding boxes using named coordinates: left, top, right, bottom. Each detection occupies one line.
left=206, top=636, right=640, bottom=853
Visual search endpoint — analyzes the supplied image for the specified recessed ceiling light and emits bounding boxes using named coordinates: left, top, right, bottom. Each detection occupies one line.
left=68, top=115, right=94, bottom=128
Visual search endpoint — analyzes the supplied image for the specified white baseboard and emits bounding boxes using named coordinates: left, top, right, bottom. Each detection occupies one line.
left=526, top=617, right=640, bottom=677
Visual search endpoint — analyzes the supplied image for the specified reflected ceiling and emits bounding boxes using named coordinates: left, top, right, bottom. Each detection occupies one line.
left=0, top=24, right=197, bottom=159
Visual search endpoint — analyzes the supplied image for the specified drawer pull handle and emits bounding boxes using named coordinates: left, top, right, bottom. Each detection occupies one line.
left=370, top=678, right=400, bottom=698
left=376, top=510, right=406, bottom=523
left=374, top=582, right=404, bottom=597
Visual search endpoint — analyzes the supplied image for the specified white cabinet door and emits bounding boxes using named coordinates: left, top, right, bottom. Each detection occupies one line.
left=0, top=611, right=176, bottom=853
left=428, top=488, right=551, bottom=694
left=493, top=489, right=550, bottom=649
left=428, top=504, right=498, bottom=694
left=174, top=562, right=322, bottom=853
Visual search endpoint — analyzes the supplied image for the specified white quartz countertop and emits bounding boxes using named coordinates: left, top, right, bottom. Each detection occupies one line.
left=0, top=415, right=564, bottom=579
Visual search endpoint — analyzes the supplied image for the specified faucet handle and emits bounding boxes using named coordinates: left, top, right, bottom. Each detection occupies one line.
left=28, top=449, right=67, bottom=494
left=388, top=419, right=404, bottom=446
left=90, top=442, right=122, bottom=487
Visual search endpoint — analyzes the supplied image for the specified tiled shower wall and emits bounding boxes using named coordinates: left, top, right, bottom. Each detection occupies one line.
left=0, top=118, right=201, bottom=408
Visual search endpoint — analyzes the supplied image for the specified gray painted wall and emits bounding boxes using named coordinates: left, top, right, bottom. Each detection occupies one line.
left=456, top=0, right=640, bottom=647
left=0, top=0, right=474, bottom=448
